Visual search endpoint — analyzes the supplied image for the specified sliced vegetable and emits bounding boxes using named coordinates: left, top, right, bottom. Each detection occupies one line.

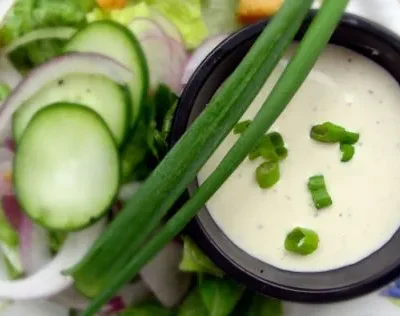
left=0, top=52, right=134, bottom=140
left=76, top=0, right=348, bottom=313
left=199, top=277, right=245, bottom=316
left=128, top=18, right=188, bottom=94
left=233, top=120, right=251, bottom=135
left=12, top=73, right=130, bottom=145
left=307, top=175, right=332, bottom=210
left=19, top=214, right=52, bottom=275
left=256, top=161, right=280, bottom=189
left=0, top=220, right=105, bottom=300
left=150, top=8, right=183, bottom=43
left=310, top=122, right=359, bottom=144
left=65, top=21, right=149, bottom=125
left=310, top=187, right=333, bottom=209
left=14, top=103, right=120, bottom=231
left=69, top=0, right=315, bottom=306
left=1, top=27, right=76, bottom=56
left=340, top=143, right=355, bottom=162
left=285, top=227, right=319, bottom=256
left=0, top=82, right=10, bottom=103
left=268, top=132, right=284, bottom=148
left=182, top=34, right=228, bottom=86
left=179, top=236, right=223, bottom=277
left=139, top=241, right=192, bottom=308
left=307, top=175, right=326, bottom=191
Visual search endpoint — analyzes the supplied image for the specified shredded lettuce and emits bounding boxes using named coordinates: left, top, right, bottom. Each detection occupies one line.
left=0, top=0, right=94, bottom=69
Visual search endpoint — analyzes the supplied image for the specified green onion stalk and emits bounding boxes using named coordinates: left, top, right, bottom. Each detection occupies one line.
left=80, top=0, right=349, bottom=314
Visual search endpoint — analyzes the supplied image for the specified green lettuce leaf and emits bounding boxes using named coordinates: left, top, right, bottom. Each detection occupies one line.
left=146, top=0, right=208, bottom=49
left=0, top=0, right=94, bottom=69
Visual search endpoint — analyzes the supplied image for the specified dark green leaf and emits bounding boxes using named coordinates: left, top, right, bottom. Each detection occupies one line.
left=179, top=236, right=224, bottom=277
left=178, top=288, right=208, bottom=316
left=199, top=276, right=245, bottom=316
left=246, top=295, right=283, bottom=316
left=120, top=302, right=174, bottom=316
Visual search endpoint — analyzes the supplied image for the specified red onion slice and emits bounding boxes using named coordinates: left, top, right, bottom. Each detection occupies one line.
left=129, top=18, right=188, bottom=94
left=0, top=53, right=134, bottom=139
left=0, top=220, right=105, bottom=300
left=150, top=9, right=184, bottom=44
left=182, top=34, right=229, bottom=86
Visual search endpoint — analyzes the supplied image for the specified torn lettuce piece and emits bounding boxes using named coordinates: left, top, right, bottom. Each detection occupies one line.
left=179, top=236, right=224, bottom=277
left=147, top=0, right=208, bottom=49
left=201, top=0, right=241, bottom=36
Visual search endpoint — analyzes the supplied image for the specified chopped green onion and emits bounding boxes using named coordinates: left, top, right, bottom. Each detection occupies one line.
left=0, top=82, right=10, bottom=104
left=259, top=147, right=279, bottom=162
left=308, top=175, right=332, bottom=209
left=310, top=122, right=345, bottom=143
left=256, top=161, right=280, bottom=189
left=307, top=175, right=326, bottom=191
left=285, top=227, right=319, bottom=255
left=340, top=143, right=355, bottom=162
left=311, top=188, right=332, bottom=209
left=78, top=0, right=347, bottom=313
left=248, top=150, right=261, bottom=161
left=233, top=120, right=252, bottom=134
left=275, top=147, right=288, bottom=161
left=310, top=122, right=360, bottom=144
left=267, top=131, right=284, bottom=148
left=341, top=131, right=360, bottom=145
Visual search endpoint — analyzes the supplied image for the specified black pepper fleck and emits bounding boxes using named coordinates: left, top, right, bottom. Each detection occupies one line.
left=347, top=58, right=352, bottom=63
left=368, top=89, right=374, bottom=95
left=339, top=213, right=343, bottom=217
left=57, top=79, right=64, bottom=86
left=376, top=121, right=380, bottom=125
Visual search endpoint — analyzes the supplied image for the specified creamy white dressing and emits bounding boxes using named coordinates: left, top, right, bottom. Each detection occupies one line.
left=198, top=44, right=400, bottom=272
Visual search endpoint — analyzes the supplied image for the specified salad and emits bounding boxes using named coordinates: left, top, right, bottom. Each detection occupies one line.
left=0, top=0, right=288, bottom=315
left=0, top=0, right=347, bottom=315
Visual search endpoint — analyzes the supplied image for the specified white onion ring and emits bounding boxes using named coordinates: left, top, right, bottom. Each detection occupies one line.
left=0, top=57, right=22, bottom=90
left=0, top=220, right=105, bottom=300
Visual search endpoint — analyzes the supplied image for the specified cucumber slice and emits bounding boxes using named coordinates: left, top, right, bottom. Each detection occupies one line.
left=65, top=21, right=149, bottom=127
left=12, top=74, right=130, bottom=145
left=14, top=103, right=120, bottom=231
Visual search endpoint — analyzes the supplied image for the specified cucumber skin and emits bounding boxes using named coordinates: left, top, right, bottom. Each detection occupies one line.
left=64, top=20, right=150, bottom=129
left=13, top=102, right=121, bottom=232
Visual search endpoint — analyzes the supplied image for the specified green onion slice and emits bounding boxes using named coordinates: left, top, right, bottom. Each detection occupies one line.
left=310, top=122, right=346, bottom=143
left=340, top=143, right=355, bottom=162
left=285, top=227, right=319, bottom=255
left=259, top=147, right=279, bottom=162
left=267, top=131, right=284, bottom=148
left=233, top=120, right=252, bottom=134
left=256, top=161, right=280, bottom=189
left=311, top=187, right=332, bottom=209
left=310, top=122, right=359, bottom=144
left=307, top=175, right=326, bottom=191
left=275, top=147, right=288, bottom=161
left=341, top=131, right=359, bottom=145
